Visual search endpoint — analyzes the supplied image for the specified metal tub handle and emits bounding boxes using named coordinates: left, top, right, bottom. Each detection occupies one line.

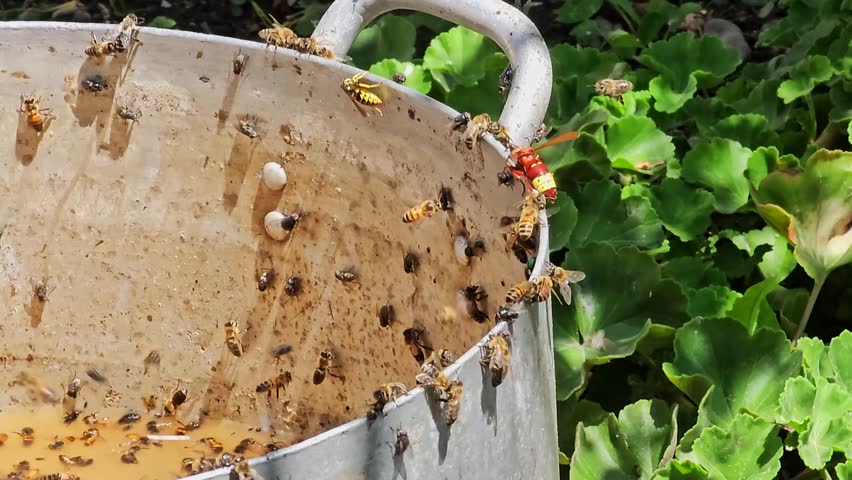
left=313, top=0, right=553, bottom=144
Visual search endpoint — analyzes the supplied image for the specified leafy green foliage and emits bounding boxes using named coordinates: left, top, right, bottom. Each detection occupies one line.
left=422, top=26, right=502, bottom=92
left=368, top=60, right=432, bottom=94
left=349, top=15, right=416, bottom=68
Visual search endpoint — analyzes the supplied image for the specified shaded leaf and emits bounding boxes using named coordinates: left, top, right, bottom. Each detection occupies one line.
left=829, top=330, right=852, bottom=393
left=423, top=26, right=500, bottom=92
left=548, top=44, right=622, bottom=125
left=688, top=286, right=742, bottom=319
left=556, top=0, right=603, bottom=24
left=554, top=297, right=587, bottom=400
left=721, top=227, right=797, bottom=283
left=706, top=114, right=779, bottom=150
left=557, top=398, right=608, bottom=456
left=693, top=414, right=782, bottom=480
left=350, top=15, right=416, bottom=68
left=368, top=59, right=431, bottom=95
left=548, top=132, right=612, bottom=182
left=148, top=16, right=176, bottom=29
left=631, top=179, right=715, bottom=241
left=445, top=55, right=507, bottom=119
left=777, top=55, right=836, bottom=104
left=606, top=117, right=675, bottom=172
left=726, top=278, right=781, bottom=334
left=682, top=139, right=752, bottom=214
left=549, top=193, right=580, bottom=253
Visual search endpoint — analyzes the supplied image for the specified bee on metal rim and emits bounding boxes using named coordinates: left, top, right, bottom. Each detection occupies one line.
left=312, top=349, right=337, bottom=385
left=294, top=36, right=335, bottom=59
left=532, top=275, right=554, bottom=302
left=461, top=113, right=491, bottom=150
left=415, top=362, right=450, bottom=394
left=545, top=262, right=586, bottom=305
left=233, top=49, right=249, bottom=75
left=444, top=380, right=463, bottom=425
left=258, top=14, right=298, bottom=49
left=378, top=303, right=395, bottom=328
left=117, top=105, right=142, bottom=125
left=256, top=371, right=292, bottom=398
left=258, top=269, right=277, bottom=292
left=238, top=114, right=260, bottom=139
left=19, top=95, right=54, bottom=134
left=498, top=64, right=513, bottom=95
left=114, top=13, right=143, bottom=51
left=495, top=305, right=520, bottom=324
left=403, top=252, right=419, bottom=273
left=594, top=78, right=634, bottom=102
left=480, top=330, right=512, bottom=387
left=334, top=266, right=358, bottom=284
left=224, top=319, right=244, bottom=357
left=424, top=348, right=454, bottom=369
left=84, top=32, right=122, bottom=57
left=341, top=71, right=384, bottom=117
left=448, top=111, right=472, bottom=136
left=530, top=122, right=552, bottom=144
left=486, top=120, right=514, bottom=150
left=284, top=275, right=302, bottom=296
left=373, top=382, right=408, bottom=407
left=392, top=72, right=406, bottom=84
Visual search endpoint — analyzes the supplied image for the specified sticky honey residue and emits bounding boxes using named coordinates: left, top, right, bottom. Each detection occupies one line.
left=0, top=407, right=275, bottom=479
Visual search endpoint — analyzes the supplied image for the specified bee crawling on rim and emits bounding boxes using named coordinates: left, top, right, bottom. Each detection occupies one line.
left=392, top=72, right=406, bottom=84
left=341, top=71, right=384, bottom=117
left=258, top=14, right=298, bottom=49
left=19, top=94, right=54, bottom=134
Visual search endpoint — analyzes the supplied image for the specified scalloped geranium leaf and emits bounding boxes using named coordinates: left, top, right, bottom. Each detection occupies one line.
left=829, top=330, right=852, bottom=393
left=720, top=227, right=797, bottom=283
left=662, top=317, right=802, bottom=426
left=779, top=376, right=816, bottom=430
left=589, top=90, right=652, bottom=122
left=423, top=26, right=500, bottom=92
left=688, top=286, right=742, bottom=319
left=368, top=59, right=431, bottom=94
left=547, top=131, right=611, bottom=182
left=349, top=15, right=416, bottom=68
left=796, top=337, right=835, bottom=383
left=693, top=414, right=782, bottom=480
left=567, top=180, right=665, bottom=250
left=729, top=79, right=792, bottom=130
left=654, top=459, right=709, bottom=479
left=839, top=461, right=852, bottom=480
left=777, top=55, right=836, bottom=104
left=606, top=117, right=675, bottom=173
left=746, top=146, right=800, bottom=190
left=829, top=82, right=852, bottom=123
left=706, top=114, right=779, bottom=150
left=682, top=139, right=752, bottom=214
left=557, top=398, right=608, bottom=456
left=726, top=278, right=781, bottom=334
left=549, top=193, right=580, bottom=253
left=637, top=179, right=715, bottom=241
left=570, top=400, right=676, bottom=480
left=639, top=32, right=741, bottom=112
left=755, top=149, right=852, bottom=283
left=566, top=244, right=687, bottom=365
left=661, top=257, right=728, bottom=291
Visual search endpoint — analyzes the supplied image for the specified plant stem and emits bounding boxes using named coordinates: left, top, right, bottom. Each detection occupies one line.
left=813, top=122, right=840, bottom=149
left=792, top=278, right=825, bottom=345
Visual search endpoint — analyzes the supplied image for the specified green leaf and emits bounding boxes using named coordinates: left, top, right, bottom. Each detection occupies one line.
left=559, top=451, right=570, bottom=465
left=589, top=91, right=653, bottom=122
left=692, top=414, right=782, bottom=480
left=548, top=132, right=612, bottom=182
left=566, top=244, right=687, bottom=365
left=682, top=139, right=752, bottom=214
left=746, top=146, right=800, bottom=190
left=720, top=227, right=797, bottom=283
left=554, top=297, right=587, bottom=399
left=688, top=286, right=742, bottom=319
left=777, top=55, right=836, bottom=104
left=606, top=117, right=675, bottom=172
left=706, top=114, right=779, bottom=150
left=711, top=239, right=772, bottom=280
left=828, top=82, right=852, bottom=123
left=654, top=459, right=709, bottom=479
left=728, top=80, right=791, bottom=131
left=557, top=398, right=608, bottom=456
left=662, top=257, right=728, bottom=291
left=780, top=377, right=852, bottom=469
left=570, top=400, right=676, bottom=480
left=547, top=44, right=622, bottom=125
left=649, top=74, right=698, bottom=113
left=423, top=26, right=500, bottom=92
left=838, top=461, right=852, bottom=480
left=556, top=0, right=603, bottom=24
left=829, top=330, right=852, bottom=393
left=607, top=30, right=642, bottom=59
left=726, top=278, right=781, bottom=334
left=639, top=179, right=715, bottom=241
left=444, top=54, right=506, bottom=119
left=148, top=16, right=176, bottom=29
left=663, top=317, right=802, bottom=426
left=566, top=180, right=665, bottom=250
left=796, top=337, right=835, bottom=383
left=779, top=376, right=816, bottom=430
left=549, top=193, right=580, bottom=253
left=349, top=15, right=416, bottom=68
left=368, top=60, right=431, bottom=95
left=755, top=149, right=852, bottom=283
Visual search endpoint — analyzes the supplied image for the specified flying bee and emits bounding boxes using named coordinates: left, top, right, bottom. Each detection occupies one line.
left=86, top=368, right=108, bottom=384
left=378, top=304, right=395, bottom=328
left=284, top=275, right=302, bottom=295
left=63, top=410, right=82, bottom=424
left=415, top=362, right=450, bottom=393
left=17, top=427, right=34, bottom=446
left=373, top=382, right=407, bottom=407
left=460, top=284, right=489, bottom=323
left=163, top=383, right=188, bottom=417
left=532, top=275, right=554, bottom=302
left=233, top=49, right=249, bottom=75
left=256, top=371, right=292, bottom=398
left=120, top=445, right=141, bottom=464
left=403, top=327, right=430, bottom=364
left=81, top=428, right=100, bottom=446
left=392, top=72, right=406, bottom=84
left=498, top=64, right=513, bottom=95
left=444, top=380, right=463, bottom=425
left=15, top=372, right=60, bottom=403
left=258, top=15, right=298, bottom=49
left=480, top=331, right=512, bottom=387
left=224, top=319, right=244, bottom=357
left=392, top=427, right=409, bottom=456
left=271, top=344, right=293, bottom=359
left=117, top=105, right=142, bottom=125
left=403, top=252, right=419, bottom=273
left=312, top=350, right=337, bottom=385
left=402, top=199, right=440, bottom=223
left=238, top=114, right=260, bottom=139
left=85, top=32, right=121, bottom=57
left=594, top=78, right=634, bottom=102
left=461, top=113, right=492, bottom=150
left=545, top=262, right=586, bottom=305
left=258, top=269, right=277, bottom=292
left=200, top=437, right=224, bottom=454
left=114, top=13, right=143, bottom=51
left=144, top=350, right=160, bottom=374
left=341, top=71, right=384, bottom=117
left=505, top=280, right=536, bottom=305
left=334, top=266, right=358, bottom=283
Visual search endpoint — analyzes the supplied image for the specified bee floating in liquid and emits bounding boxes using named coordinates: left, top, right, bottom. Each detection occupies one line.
left=162, top=382, right=188, bottom=417
left=19, top=94, right=54, bottom=134
left=594, top=78, right=634, bottom=102
left=341, top=72, right=384, bottom=117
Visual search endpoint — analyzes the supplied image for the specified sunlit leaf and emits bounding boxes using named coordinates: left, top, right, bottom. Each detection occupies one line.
left=692, top=414, right=782, bottom=480
left=626, top=179, right=714, bottom=241
left=726, top=278, right=781, bottom=334
left=423, top=26, right=500, bottom=92
left=777, top=55, right=836, bottom=104
left=606, top=117, right=675, bottom=173
left=682, top=139, right=752, bottom=214
left=368, top=59, right=431, bottom=94
left=720, top=227, right=797, bottom=283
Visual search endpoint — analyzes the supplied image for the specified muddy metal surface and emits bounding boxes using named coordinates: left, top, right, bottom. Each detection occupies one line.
left=0, top=25, right=527, bottom=478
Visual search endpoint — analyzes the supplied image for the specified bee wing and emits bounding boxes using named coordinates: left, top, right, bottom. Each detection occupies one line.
left=608, top=62, right=627, bottom=80
left=556, top=283, right=572, bottom=305
left=564, top=270, right=586, bottom=283
left=543, top=204, right=561, bottom=218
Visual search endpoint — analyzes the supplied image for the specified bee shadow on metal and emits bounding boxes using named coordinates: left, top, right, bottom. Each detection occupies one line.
left=198, top=336, right=244, bottom=420
left=479, top=364, right=498, bottom=432
left=25, top=290, right=47, bottom=328
left=14, top=111, right=50, bottom=166
left=216, top=67, right=244, bottom=134
left=105, top=110, right=135, bottom=160
left=223, top=134, right=259, bottom=213
left=423, top=389, right=452, bottom=464
left=391, top=451, right=408, bottom=480
left=250, top=175, right=286, bottom=238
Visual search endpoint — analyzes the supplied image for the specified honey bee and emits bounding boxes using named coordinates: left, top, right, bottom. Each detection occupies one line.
left=146, top=420, right=172, bottom=433
left=181, top=457, right=197, bottom=474
left=463, top=237, right=487, bottom=259
left=81, top=428, right=99, bottom=446
left=594, top=78, right=634, bottom=102
left=545, top=262, right=586, bottom=305
left=238, top=114, right=260, bottom=139
left=373, top=382, right=407, bottom=406
left=280, top=211, right=301, bottom=231
left=233, top=49, right=249, bottom=75
left=402, top=199, right=440, bottom=223
left=81, top=75, right=108, bottom=93
left=403, top=327, right=430, bottom=364
left=258, top=15, right=298, bottom=49
left=84, top=32, right=121, bottom=57
left=505, top=280, right=536, bottom=304
left=63, top=410, right=82, bottom=424
left=48, top=438, right=65, bottom=450
left=294, top=36, right=335, bottom=59
left=392, top=72, right=406, bottom=84
left=378, top=303, right=395, bottom=328
left=17, top=427, right=34, bottom=446
left=415, top=362, right=449, bottom=392
left=448, top=112, right=472, bottom=136
left=117, top=105, right=142, bottom=125
left=444, top=380, right=463, bottom=425
left=531, top=123, right=552, bottom=144
left=486, top=120, right=513, bottom=149
left=200, top=437, right=224, bottom=454
left=312, top=350, right=336, bottom=385
left=83, top=412, right=107, bottom=426
left=144, top=350, right=160, bottom=374
left=284, top=275, right=302, bottom=296
left=517, top=192, right=544, bottom=241
left=234, top=437, right=265, bottom=455
left=532, top=275, right=554, bottom=302
left=461, top=113, right=492, bottom=150
left=341, top=71, right=384, bottom=117
left=230, top=457, right=260, bottom=479
left=42, top=474, right=80, bottom=480
left=19, top=94, right=54, bottom=134
left=392, top=427, right=409, bottom=456
left=425, top=348, right=454, bottom=368
left=120, top=445, right=141, bottom=464
left=58, top=455, right=93, bottom=466
left=224, top=319, right=244, bottom=357
left=256, top=371, right=292, bottom=398
left=438, top=185, right=454, bottom=211
left=65, top=376, right=82, bottom=399
left=163, top=383, right=188, bottom=417
left=258, top=269, right=277, bottom=292
left=480, top=331, right=512, bottom=387
left=403, top=252, right=419, bottom=273
left=498, top=64, right=513, bottom=95
left=33, top=276, right=55, bottom=302
left=114, top=13, right=143, bottom=51
left=334, top=266, right=358, bottom=283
